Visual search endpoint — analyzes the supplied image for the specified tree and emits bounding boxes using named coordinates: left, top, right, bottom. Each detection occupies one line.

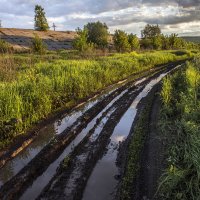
left=73, top=28, right=94, bottom=52
left=140, top=38, right=153, bottom=49
left=84, top=21, right=109, bottom=48
left=34, top=5, right=49, bottom=31
left=128, top=34, right=140, bottom=50
left=168, top=34, right=186, bottom=49
left=113, top=30, right=130, bottom=52
left=161, top=34, right=170, bottom=50
left=141, top=24, right=161, bottom=39
left=152, top=35, right=162, bottom=50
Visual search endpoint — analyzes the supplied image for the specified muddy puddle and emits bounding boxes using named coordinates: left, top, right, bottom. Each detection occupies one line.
left=19, top=88, right=129, bottom=200
left=0, top=83, right=121, bottom=188
left=82, top=72, right=169, bottom=200
left=0, top=125, right=55, bottom=187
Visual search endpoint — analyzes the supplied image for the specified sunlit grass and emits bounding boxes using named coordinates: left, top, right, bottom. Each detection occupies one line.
left=0, top=50, right=194, bottom=148
left=158, top=56, right=200, bottom=200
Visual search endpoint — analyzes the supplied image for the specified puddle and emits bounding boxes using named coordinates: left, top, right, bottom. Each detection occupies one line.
left=63, top=107, right=116, bottom=198
left=19, top=88, right=129, bottom=200
left=82, top=72, right=169, bottom=200
left=0, top=79, right=128, bottom=189
left=0, top=125, right=55, bottom=187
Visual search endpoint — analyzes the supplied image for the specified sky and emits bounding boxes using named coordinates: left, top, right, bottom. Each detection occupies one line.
left=0, top=0, right=199, bottom=36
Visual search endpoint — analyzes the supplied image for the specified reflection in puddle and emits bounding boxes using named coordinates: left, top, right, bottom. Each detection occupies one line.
left=0, top=71, right=158, bottom=192
left=82, top=108, right=137, bottom=200
left=0, top=92, right=107, bottom=188
left=0, top=84, right=120, bottom=188
left=19, top=88, right=128, bottom=200
left=0, top=125, right=55, bottom=187
left=82, top=72, right=169, bottom=200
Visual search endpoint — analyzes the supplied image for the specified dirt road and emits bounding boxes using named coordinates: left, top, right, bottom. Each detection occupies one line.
left=0, top=60, right=185, bottom=200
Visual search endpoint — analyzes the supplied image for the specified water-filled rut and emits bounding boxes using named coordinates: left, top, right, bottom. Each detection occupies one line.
left=82, top=72, right=169, bottom=200
left=36, top=63, right=182, bottom=200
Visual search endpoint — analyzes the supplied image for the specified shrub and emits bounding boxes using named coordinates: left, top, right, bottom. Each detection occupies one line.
left=31, top=34, right=46, bottom=54
left=113, top=30, right=131, bottom=53
left=73, top=28, right=94, bottom=52
left=0, top=40, right=13, bottom=53
left=128, top=34, right=140, bottom=51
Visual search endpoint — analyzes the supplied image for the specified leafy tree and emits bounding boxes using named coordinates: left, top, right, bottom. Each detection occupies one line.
left=113, top=30, right=131, bottom=52
left=141, top=24, right=161, bottom=39
left=152, top=35, right=162, bottom=50
left=168, top=34, right=186, bottom=49
left=84, top=21, right=109, bottom=48
left=161, top=34, right=171, bottom=50
left=140, top=38, right=153, bottom=49
left=73, top=28, right=94, bottom=52
left=168, top=33, right=178, bottom=49
left=31, top=34, right=46, bottom=54
left=128, top=34, right=140, bottom=50
left=34, top=5, right=49, bottom=31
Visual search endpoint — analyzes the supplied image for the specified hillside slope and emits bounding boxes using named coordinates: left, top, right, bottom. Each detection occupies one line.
left=0, top=28, right=77, bottom=51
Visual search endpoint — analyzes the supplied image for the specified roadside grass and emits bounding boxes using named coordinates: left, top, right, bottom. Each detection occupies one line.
left=0, top=50, right=195, bottom=149
left=157, top=57, right=200, bottom=200
left=118, top=89, right=156, bottom=200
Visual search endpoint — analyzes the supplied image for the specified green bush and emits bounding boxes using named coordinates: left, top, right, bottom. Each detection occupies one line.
left=73, top=28, right=94, bottom=53
left=31, top=34, right=46, bottom=54
left=113, top=30, right=131, bottom=52
left=0, top=40, right=13, bottom=53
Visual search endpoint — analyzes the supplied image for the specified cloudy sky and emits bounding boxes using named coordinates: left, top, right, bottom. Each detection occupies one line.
left=0, top=0, right=199, bottom=36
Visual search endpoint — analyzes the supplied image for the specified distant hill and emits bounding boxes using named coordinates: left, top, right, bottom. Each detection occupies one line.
left=181, top=36, right=200, bottom=44
left=0, top=28, right=77, bottom=51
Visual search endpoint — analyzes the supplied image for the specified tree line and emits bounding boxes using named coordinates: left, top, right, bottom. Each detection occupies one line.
left=34, top=5, right=198, bottom=53
left=73, top=22, right=198, bottom=52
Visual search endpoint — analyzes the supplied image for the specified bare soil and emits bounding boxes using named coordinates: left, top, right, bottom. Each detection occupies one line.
left=0, top=28, right=76, bottom=51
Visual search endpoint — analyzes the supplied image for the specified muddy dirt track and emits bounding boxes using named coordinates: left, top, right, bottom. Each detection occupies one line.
left=0, top=60, right=186, bottom=200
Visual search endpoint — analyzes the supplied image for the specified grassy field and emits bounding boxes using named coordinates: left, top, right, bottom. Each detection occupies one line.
left=157, top=56, right=200, bottom=199
left=0, top=50, right=195, bottom=148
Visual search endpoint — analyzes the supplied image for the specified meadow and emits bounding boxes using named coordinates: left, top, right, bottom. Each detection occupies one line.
left=0, top=50, right=194, bottom=148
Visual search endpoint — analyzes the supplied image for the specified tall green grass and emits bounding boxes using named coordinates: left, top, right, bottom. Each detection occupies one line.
left=158, top=57, right=200, bottom=200
left=0, top=50, right=193, bottom=148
